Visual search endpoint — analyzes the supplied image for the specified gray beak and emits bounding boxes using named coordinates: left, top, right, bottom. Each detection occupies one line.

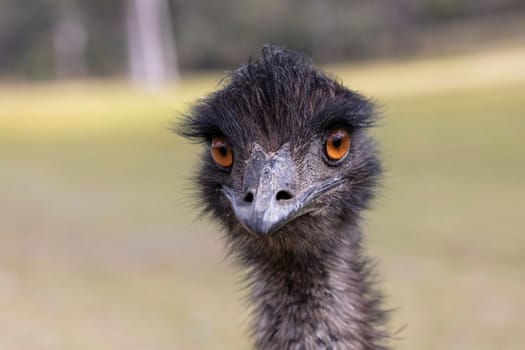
left=222, top=143, right=343, bottom=236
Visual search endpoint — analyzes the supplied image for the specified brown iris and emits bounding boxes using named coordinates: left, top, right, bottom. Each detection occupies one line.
left=325, top=128, right=350, bottom=161
left=211, top=137, right=233, bottom=168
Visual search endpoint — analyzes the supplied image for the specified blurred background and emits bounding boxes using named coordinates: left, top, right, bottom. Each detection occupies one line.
left=1, top=0, right=524, bottom=349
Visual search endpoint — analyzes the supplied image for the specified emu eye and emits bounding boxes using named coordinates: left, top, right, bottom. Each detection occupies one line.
left=325, top=128, right=350, bottom=161
left=211, top=137, right=233, bottom=168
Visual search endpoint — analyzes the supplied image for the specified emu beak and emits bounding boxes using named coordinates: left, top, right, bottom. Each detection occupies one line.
left=221, top=143, right=344, bottom=236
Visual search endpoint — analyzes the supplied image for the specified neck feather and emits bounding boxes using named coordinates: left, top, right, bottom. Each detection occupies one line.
left=242, top=225, right=389, bottom=350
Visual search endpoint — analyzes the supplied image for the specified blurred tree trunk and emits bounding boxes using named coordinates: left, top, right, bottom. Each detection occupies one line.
left=126, top=0, right=179, bottom=90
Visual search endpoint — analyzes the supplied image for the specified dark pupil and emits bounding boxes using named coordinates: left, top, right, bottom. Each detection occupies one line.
left=218, top=146, right=227, bottom=156
left=331, top=136, right=342, bottom=148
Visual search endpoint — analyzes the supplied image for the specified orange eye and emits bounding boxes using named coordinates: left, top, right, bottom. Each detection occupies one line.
left=211, top=137, right=233, bottom=168
left=325, top=128, right=350, bottom=161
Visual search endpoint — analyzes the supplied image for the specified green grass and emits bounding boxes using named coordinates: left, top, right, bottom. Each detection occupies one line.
left=0, top=45, right=524, bottom=350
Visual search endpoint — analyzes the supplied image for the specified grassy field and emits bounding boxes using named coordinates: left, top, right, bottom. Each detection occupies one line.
left=1, top=45, right=524, bottom=350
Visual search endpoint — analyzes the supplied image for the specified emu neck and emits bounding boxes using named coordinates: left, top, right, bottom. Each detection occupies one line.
left=247, top=229, right=387, bottom=350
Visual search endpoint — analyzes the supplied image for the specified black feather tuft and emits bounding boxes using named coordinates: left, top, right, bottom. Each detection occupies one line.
left=178, top=44, right=377, bottom=151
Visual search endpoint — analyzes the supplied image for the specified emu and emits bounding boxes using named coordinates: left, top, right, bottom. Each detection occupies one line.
left=178, top=45, right=389, bottom=350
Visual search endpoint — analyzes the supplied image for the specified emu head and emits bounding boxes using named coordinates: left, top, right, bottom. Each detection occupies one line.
left=179, top=46, right=381, bottom=261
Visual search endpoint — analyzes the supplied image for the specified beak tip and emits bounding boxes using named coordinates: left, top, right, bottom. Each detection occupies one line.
left=247, top=220, right=273, bottom=236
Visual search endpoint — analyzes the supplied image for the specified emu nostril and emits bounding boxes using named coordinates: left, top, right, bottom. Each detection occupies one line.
left=275, top=190, right=293, bottom=201
left=244, top=192, right=254, bottom=203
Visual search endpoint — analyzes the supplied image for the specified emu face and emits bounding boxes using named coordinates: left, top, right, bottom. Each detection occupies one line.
left=180, top=46, right=380, bottom=253
left=221, top=141, right=347, bottom=235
